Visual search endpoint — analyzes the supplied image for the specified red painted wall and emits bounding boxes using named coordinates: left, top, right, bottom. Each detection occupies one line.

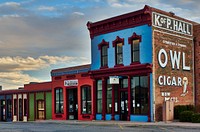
left=24, top=82, right=52, bottom=91
left=51, top=73, right=94, bottom=120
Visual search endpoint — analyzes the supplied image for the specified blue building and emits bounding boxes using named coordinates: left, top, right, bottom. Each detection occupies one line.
left=87, top=5, right=195, bottom=122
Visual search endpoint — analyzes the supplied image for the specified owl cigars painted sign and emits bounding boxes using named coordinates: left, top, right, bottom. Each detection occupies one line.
left=157, top=48, right=190, bottom=97
left=152, top=12, right=192, bottom=36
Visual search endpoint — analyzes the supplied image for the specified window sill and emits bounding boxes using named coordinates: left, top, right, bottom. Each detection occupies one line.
left=130, top=62, right=140, bottom=65
left=100, top=66, right=108, bottom=69
left=114, top=64, right=124, bottom=67
left=82, top=114, right=91, bottom=119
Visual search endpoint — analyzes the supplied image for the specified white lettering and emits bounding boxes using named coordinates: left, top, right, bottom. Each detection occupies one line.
left=178, top=77, right=182, bottom=86
left=154, top=14, right=162, bottom=26
left=182, top=52, right=190, bottom=70
left=158, top=76, right=163, bottom=85
left=158, top=49, right=168, bottom=68
left=167, top=18, right=171, bottom=29
left=170, top=50, right=181, bottom=70
left=187, top=24, right=191, bottom=35
left=174, top=20, right=178, bottom=31
left=158, top=75, right=183, bottom=87
left=167, top=76, right=171, bottom=86
left=178, top=22, right=183, bottom=32
left=171, top=77, right=177, bottom=86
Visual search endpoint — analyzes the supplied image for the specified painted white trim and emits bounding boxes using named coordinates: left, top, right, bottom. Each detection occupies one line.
left=153, top=29, right=193, bottom=40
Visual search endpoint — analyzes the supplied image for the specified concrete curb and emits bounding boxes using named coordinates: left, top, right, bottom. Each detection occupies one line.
left=32, top=120, right=200, bottom=128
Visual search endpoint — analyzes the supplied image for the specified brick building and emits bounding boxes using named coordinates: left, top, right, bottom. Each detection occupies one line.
left=194, top=24, right=200, bottom=107
left=0, top=5, right=200, bottom=122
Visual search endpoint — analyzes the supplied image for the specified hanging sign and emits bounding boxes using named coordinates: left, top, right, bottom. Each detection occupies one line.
left=64, top=79, right=78, bottom=86
left=109, top=76, right=119, bottom=84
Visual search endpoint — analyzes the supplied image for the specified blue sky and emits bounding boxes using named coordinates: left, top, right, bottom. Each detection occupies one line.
left=0, top=0, right=199, bottom=90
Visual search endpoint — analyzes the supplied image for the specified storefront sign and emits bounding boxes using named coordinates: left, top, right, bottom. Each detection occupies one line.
left=64, top=79, right=78, bottom=86
left=109, top=76, right=119, bottom=84
left=158, top=49, right=190, bottom=70
left=152, top=12, right=192, bottom=36
left=156, top=37, right=191, bottom=97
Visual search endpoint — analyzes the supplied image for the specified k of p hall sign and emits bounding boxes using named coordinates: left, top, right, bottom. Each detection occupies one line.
left=152, top=12, right=193, bottom=36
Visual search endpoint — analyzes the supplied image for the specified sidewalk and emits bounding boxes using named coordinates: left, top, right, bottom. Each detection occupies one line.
left=35, top=120, right=200, bottom=128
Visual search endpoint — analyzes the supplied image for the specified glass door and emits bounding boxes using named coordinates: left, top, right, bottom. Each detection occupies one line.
left=0, top=100, right=5, bottom=121
left=19, top=99, right=23, bottom=121
left=120, top=91, right=128, bottom=120
left=68, top=88, right=78, bottom=120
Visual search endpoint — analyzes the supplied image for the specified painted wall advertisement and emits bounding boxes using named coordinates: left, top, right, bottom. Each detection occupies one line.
left=152, top=12, right=194, bottom=106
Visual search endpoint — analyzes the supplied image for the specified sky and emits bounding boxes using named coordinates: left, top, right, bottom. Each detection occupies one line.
left=0, top=0, right=200, bottom=90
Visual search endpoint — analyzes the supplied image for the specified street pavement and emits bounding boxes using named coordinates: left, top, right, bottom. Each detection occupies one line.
left=0, top=120, right=200, bottom=132
left=36, top=119, right=200, bottom=128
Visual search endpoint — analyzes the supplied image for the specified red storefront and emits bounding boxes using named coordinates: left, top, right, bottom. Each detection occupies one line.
left=51, top=64, right=95, bottom=120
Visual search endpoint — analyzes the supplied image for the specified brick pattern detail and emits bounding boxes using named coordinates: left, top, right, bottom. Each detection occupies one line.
left=194, top=24, right=200, bottom=107
left=152, top=13, right=194, bottom=121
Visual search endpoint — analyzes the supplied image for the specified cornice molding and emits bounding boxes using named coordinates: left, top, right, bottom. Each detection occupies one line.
left=87, top=5, right=152, bottom=39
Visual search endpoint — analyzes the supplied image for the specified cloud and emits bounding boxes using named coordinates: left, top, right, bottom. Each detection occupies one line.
left=0, top=71, right=42, bottom=90
left=0, top=12, right=91, bottom=58
left=38, top=6, right=56, bottom=11
left=2, top=2, right=21, bottom=7
left=72, top=12, right=85, bottom=16
left=0, top=55, right=85, bottom=72
left=0, top=55, right=90, bottom=90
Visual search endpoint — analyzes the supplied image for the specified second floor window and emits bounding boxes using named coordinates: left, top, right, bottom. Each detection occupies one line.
left=116, top=43, right=123, bottom=64
left=101, top=45, right=108, bottom=67
left=128, top=32, right=141, bottom=63
left=98, top=39, right=109, bottom=68
left=132, top=39, right=140, bottom=62
left=113, top=36, right=124, bottom=65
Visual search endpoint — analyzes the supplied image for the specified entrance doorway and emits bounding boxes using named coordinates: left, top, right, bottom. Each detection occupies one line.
left=120, top=91, right=128, bottom=120
left=67, top=88, right=78, bottom=120
left=19, top=99, right=23, bottom=121
left=37, top=100, right=45, bottom=120
left=0, top=100, right=5, bottom=121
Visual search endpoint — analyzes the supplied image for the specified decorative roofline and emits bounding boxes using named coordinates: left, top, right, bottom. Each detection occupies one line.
left=87, top=5, right=152, bottom=39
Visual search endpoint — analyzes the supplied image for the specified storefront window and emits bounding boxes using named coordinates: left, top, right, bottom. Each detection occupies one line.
left=14, top=99, right=17, bottom=115
left=131, top=76, right=148, bottom=115
left=114, top=85, right=118, bottom=113
left=106, top=80, right=112, bottom=113
left=97, top=80, right=102, bottom=113
left=120, top=77, right=128, bottom=88
left=24, top=99, right=27, bottom=116
left=7, top=99, right=12, bottom=118
left=55, top=88, right=63, bottom=114
left=82, top=86, right=91, bottom=114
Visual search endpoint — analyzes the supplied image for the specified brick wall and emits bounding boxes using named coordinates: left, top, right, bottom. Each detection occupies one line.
left=194, top=24, right=200, bottom=107
left=152, top=12, right=194, bottom=121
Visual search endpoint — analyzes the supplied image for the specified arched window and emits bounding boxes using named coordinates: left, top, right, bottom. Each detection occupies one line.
left=55, top=88, right=63, bottom=114
left=81, top=85, right=91, bottom=114
left=113, top=36, right=124, bottom=66
left=98, top=39, right=109, bottom=68
left=128, top=33, right=141, bottom=63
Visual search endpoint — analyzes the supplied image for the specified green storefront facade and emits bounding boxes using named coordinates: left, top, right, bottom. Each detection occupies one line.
left=29, top=92, right=52, bottom=121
